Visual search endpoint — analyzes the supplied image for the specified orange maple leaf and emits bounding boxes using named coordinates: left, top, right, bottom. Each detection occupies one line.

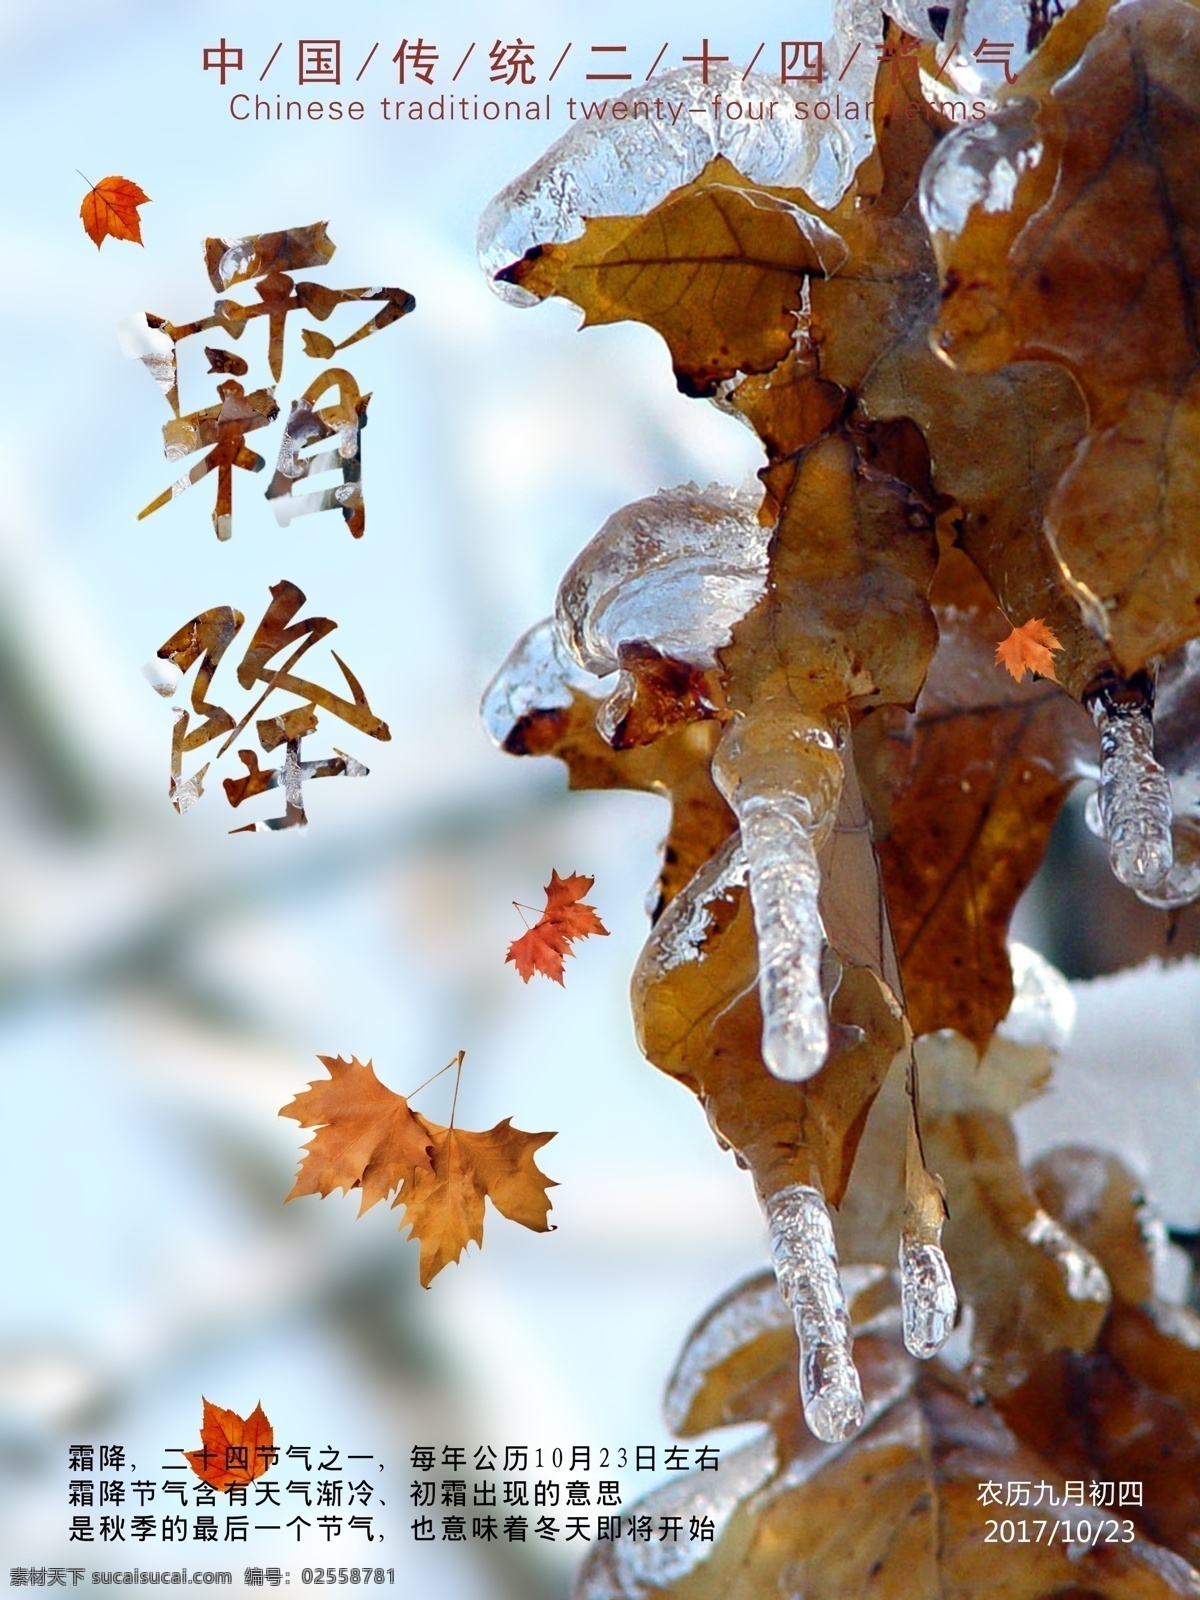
left=280, top=1055, right=434, bottom=1214
left=506, top=869, right=609, bottom=983
left=78, top=173, right=150, bottom=249
left=396, top=1119, right=557, bottom=1286
left=185, top=1399, right=273, bottom=1490
left=280, top=1052, right=557, bottom=1286
left=994, top=617, right=1063, bottom=683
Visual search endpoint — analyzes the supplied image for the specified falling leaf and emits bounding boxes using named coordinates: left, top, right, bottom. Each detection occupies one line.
left=79, top=173, right=150, bottom=249
left=185, top=1399, right=273, bottom=1491
left=395, top=1119, right=557, bottom=1287
left=280, top=1053, right=556, bottom=1286
left=280, top=1054, right=434, bottom=1214
left=505, top=868, right=609, bottom=984
left=995, top=616, right=1064, bottom=683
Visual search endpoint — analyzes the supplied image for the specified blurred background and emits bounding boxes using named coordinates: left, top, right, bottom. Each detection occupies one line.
left=2, top=0, right=1199, bottom=1594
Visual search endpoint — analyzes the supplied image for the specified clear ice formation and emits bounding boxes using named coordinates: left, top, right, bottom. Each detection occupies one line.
left=556, top=485, right=769, bottom=676
left=732, top=792, right=831, bottom=1082
left=712, top=715, right=843, bottom=1083
left=899, top=1235, right=958, bottom=1358
left=1085, top=679, right=1174, bottom=893
left=919, top=100, right=1043, bottom=241
left=479, top=3, right=1085, bottom=310
left=478, top=65, right=846, bottom=297
left=1124, top=641, right=1200, bottom=909
left=767, top=1184, right=865, bottom=1442
left=479, top=616, right=604, bottom=749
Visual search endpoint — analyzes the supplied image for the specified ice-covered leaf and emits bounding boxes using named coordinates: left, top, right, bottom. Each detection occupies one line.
left=500, top=158, right=845, bottom=396
left=859, top=604, right=1094, bottom=1046
left=575, top=1268, right=1200, bottom=1599
left=930, top=0, right=1200, bottom=673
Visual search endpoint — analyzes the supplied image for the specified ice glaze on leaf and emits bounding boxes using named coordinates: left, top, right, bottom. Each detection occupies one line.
left=499, top=157, right=846, bottom=396
left=395, top=1120, right=556, bottom=1287
left=280, top=1055, right=433, bottom=1214
left=859, top=605, right=1093, bottom=1046
left=932, top=0, right=1200, bottom=673
left=575, top=1270, right=1200, bottom=1600
left=185, top=1399, right=273, bottom=1491
left=79, top=174, right=150, bottom=248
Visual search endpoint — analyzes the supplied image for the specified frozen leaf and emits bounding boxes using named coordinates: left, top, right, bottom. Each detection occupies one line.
left=632, top=813, right=906, bottom=1214
left=280, top=1054, right=434, bottom=1214
left=575, top=1269, right=1200, bottom=1599
left=481, top=618, right=737, bottom=916
left=500, top=158, right=846, bottom=396
left=931, top=0, right=1200, bottom=673
left=995, top=617, right=1062, bottom=683
left=185, top=1399, right=272, bottom=1491
left=921, top=1030, right=1111, bottom=1395
left=395, top=1119, right=557, bottom=1288
left=79, top=173, right=149, bottom=248
left=478, top=63, right=833, bottom=299
left=859, top=604, right=1094, bottom=1046
left=997, top=1150, right=1200, bottom=1573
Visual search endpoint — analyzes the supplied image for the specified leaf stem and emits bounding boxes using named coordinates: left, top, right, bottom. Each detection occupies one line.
left=449, top=1049, right=465, bottom=1131
left=405, top=1051, right=464, bottom=1104
left=76, top=169, right=96, bottom=192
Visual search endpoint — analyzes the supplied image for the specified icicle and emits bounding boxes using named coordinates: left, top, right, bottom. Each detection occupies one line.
left=766, top=1184, right=864, bottom=1443
left=712, top=717, right=843, bottom=1082
left=899, top=1237, right=957, bottom=1359
left=737, top=795, right=830, bottom=1081
left=900, top=1060, right=957, bottom=1359
left=1085, top=675, right=1173, bottom=892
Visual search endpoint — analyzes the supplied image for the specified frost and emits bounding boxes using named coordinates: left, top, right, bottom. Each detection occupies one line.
left=999, top=942, right=1076, bottom=1053
left=1023, top=1210, right=1111, bottom=1302
left=767, top=1184, right=864, bottom=1443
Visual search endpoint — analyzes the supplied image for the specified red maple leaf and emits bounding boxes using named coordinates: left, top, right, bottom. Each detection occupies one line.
left=506, top=870, right=609, bottom=984
left=78, top=174, right=151, bottom=249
